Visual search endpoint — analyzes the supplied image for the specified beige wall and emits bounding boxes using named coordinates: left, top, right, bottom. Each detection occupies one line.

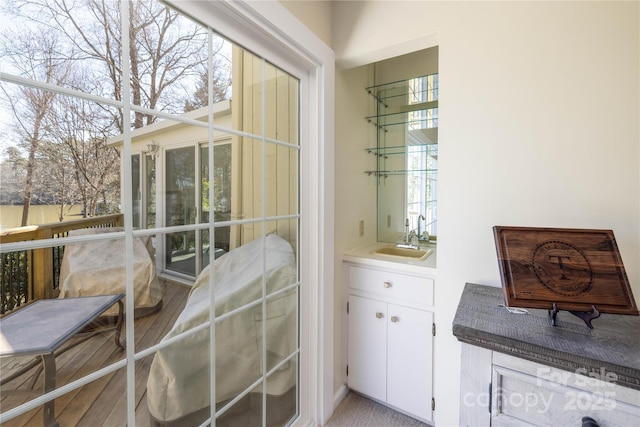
left=331, top=1, right=639, bottom=426
left=374, top=46, right=439, bottom=84
left=277, top=1, right=639, bottom=424
left=278, top=0, right=333, bottom=47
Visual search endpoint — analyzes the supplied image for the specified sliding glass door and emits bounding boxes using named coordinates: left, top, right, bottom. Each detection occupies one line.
left=132, top=153, right=157, bottom=230
left=200, top=143, right=232, bottom=264
left=165, top=146, right=197, bottom=276
left=164, top=143, right=233, bottom=277
left=0, top=0, right=315, bottom=426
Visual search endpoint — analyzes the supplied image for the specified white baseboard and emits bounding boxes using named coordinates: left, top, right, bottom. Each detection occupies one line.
left=333, top=383, right=349, bottom=410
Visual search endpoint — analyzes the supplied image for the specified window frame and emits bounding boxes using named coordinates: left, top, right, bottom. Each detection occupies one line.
left=0, top=0, right=334, bottom=425
left=136, top=1, right=334, bottom=423
left=193, top=2, right=335, bottom=424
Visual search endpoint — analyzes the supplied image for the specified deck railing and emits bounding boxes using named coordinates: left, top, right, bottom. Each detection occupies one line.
left=0, top=214, right=124, bottom=315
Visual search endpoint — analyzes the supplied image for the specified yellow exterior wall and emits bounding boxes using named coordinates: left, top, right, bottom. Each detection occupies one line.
left=233, top=46, right=298, bottom=250
left=111, top=46, right=300, bottom=254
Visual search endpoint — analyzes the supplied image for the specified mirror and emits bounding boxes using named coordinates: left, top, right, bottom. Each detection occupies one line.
left=366, top=47, right=439, bottom=245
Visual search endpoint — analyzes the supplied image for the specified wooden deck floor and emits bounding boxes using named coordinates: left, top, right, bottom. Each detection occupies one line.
left=1, top=279, right=190, bottom=427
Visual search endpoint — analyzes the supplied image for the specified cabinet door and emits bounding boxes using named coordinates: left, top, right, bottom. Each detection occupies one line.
left=348, top=295, right=387, bottom=402
left=387, top=304, right=433, bottom=422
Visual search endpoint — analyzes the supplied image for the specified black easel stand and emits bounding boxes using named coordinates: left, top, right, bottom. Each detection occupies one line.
left=548, top=303, right=601, bottom=329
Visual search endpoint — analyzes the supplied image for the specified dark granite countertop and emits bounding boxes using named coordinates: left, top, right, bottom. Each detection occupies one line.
left=453, top=283, right=640, bottom=391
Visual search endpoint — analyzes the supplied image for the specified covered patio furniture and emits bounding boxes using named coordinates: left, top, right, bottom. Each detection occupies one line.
left=58, top=228, right=164, bottom=318
left=147, top=234, right=298, bottom=426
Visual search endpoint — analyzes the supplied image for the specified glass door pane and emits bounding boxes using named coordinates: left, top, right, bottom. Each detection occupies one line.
left=165, top=146, right=196, bottom=275
left=132, top=154, right=141, bottom=228
left=145, top=154, right=156, bottom=229
left=200, top=143, right=232, bottom=270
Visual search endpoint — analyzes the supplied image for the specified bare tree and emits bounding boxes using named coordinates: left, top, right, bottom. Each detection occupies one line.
left=46, top=90, right=121, bottom=218
left=0, top=30, right=72, bottom=225
left=1, top=0, right=232, bottom=225
left=10, top=0, right=216, bottom=130
left=35, top=143, right=79, bottom=221
left=0, top=25, right=118, bottom=222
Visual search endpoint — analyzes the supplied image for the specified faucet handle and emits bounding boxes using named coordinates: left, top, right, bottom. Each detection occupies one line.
left=409, top=231, right=419, bottom=247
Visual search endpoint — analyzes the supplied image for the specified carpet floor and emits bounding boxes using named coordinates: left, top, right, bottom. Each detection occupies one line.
left=324, top=392, right=429, bottom=427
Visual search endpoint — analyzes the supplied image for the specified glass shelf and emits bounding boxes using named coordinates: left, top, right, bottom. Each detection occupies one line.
left=365, top=101, right=438, bottom=119
left=366, top=73, right=439, bottom=108
left=366, top=110, right=438, bottom=130
left=367, top=67, right=439, bottom=244
left=366, top=144, right=438, bottom=156
left=365, top=169, right=438, bottom=176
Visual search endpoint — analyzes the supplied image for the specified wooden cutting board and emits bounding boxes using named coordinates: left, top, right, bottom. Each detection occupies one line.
left=493, top=226, right=638, bottom=315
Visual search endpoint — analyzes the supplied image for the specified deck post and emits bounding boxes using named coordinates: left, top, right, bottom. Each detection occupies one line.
left=33, top=227, right=55, bottom=300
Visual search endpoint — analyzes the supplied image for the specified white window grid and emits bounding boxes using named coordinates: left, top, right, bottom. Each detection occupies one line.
left=0, top=1, right=303, bottom=425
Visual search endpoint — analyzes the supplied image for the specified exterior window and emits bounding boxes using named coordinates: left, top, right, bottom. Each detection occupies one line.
left=145, top=153, right=156, bottom=229
left=165, top=146, right=197, bottom=276
left=132, top=154, right=142, bottom=228
left=0, top=1, right=304, bottom=426
left=407, top=74, right=438, bottom=239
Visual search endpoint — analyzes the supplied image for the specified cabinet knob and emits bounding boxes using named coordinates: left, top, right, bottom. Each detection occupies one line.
left=375, top=312, right=383, bottom=319
left=383, top=281, right=392, bottom=288
left=390, top=316, right=399, bottom=323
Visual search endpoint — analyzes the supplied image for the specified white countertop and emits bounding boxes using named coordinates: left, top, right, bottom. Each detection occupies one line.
left=343, top=241, right=437, bottom=276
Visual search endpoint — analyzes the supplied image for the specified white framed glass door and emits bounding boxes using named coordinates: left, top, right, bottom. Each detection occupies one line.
left=200, top=143, right=233, bottom=266
left=165, top=146, right=197, bottom=276
left=0, top=0, right=333, bottom=424
left=163, top=142, right=233, bottom=278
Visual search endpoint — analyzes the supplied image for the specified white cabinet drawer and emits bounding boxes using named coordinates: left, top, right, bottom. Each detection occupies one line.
left=491, top=353, right=640, bottom=427
left=348, top=265, right=433, bottom=306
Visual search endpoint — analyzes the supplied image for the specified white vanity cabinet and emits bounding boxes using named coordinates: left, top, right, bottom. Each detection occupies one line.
left=346, top=263, right=435, bottom=423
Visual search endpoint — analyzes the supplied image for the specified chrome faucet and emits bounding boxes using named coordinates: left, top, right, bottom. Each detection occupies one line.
left=417, top=214, right=425, bottom=238
left=397, top=218, right=420, bottom=250
left=405, top=218, right=410, bottom=243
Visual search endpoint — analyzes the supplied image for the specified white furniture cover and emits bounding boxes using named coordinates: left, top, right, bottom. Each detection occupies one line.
left=146, top=234, right=298, bottom=424
left=58, top=228, right=164, bottom=317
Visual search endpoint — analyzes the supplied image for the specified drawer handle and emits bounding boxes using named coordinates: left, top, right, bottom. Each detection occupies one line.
left=383, top=281, right=392, bottom=288
left=375, top=312, right=384, bottom=319
left=390, top=316, right=399, bottom=323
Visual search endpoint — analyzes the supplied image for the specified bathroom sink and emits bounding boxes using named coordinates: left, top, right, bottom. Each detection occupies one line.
left=372, top=246, right=433, bottom=260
